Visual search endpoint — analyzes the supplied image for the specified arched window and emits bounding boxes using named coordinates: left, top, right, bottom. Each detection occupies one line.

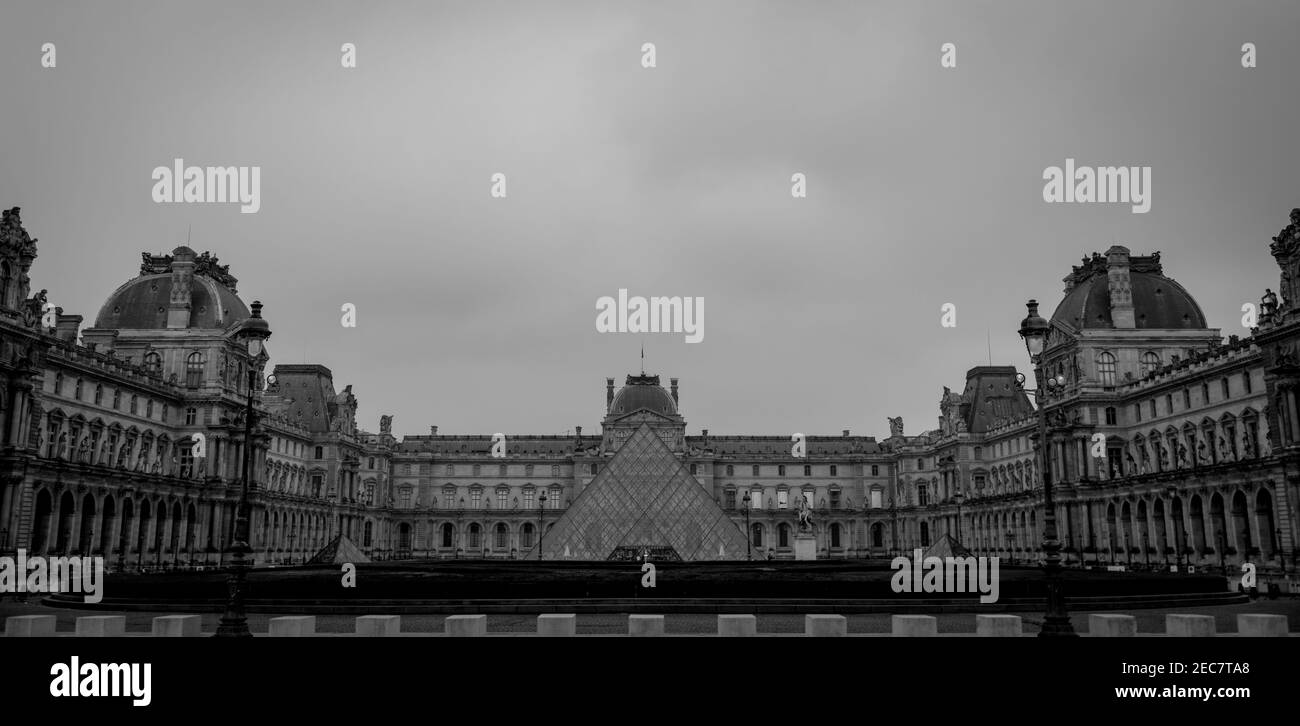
left=830, top=523, right=841, bottom=548
left=0, top=261, right=11, bottom=307
left=468, top=524, right=481, bottom=549
left=779, top=523, right=790, bottom=548
left=920, top=521, right=930, bottom=547
left=1097, top=352, right=1118, bottom=386
left=442, top=523, right=454, bottom=547
left=143, top=352, right=162, bottom=374
left=185, top=352, right=205, bottom=387
left=111, top=389, right=120, bottom=409
left=363, top=521, right=373, bottom=547
left=520, top=523, right=535, bottom=548
left=494, top=523, right=509, bottom=549
left=129, top=395, right=138, bottom=414
left=93, top=384, right=103, bottom=405
left=1139, top=351, right=1160, bottom=377
left=751, top=523, right=763, bottom=548
left=74, top=378, right=83, bottom=400
left=871, top=523, right=884, bottom=548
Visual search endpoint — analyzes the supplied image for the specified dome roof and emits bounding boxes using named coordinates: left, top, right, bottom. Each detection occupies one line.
left=1050, top=249, right=1207, bottom=330
left=609, top=374, right=677, bottom=416
left=94, top=247, right=249, bottom=330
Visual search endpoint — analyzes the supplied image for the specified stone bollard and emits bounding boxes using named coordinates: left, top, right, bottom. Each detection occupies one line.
left=628, top=614, right=665, bottom=636
left=537, top=614, right=576, bottom=636
left=5, top=615, right=57, bottom=637
left=891, top=615, right=937, bottom=637
left=718, top=614, right=757, bottom=637
left=445, top=614, right=487, bottom=637
left=976, top=614, right=1022, bottom=637
left=152, top=615, right=202, bottom=637
left=355, top=615, right=401, bottom=637
left=1166, top=614, right=1216, bottom=637
left=269, top=616, right=316, bottom=637
left=76, top=616, right=126, bottom=637
left=805, top=614, right=847, bottom=637
left=1089, top=614, right=1137, bottom=637
left=1236, top=613, right=1288, bottom=637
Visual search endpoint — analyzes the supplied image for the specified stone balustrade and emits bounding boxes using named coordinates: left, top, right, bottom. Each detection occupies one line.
left=3, top=612, right=1293, bottom=636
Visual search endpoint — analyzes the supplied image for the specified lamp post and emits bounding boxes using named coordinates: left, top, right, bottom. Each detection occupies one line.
left=215, top=301, right=271, bottom=638
left=953, top=491, right=964, bottom=545
left=1017, top=299, right=1077, bottom=637
left=742, top=492, right=752, bottom=560
left=1217, top=528, right=1227, bottom=575
left=537, top=493, right=547, bottom=560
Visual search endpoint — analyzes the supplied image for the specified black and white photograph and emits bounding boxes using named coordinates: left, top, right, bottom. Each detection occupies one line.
left=0, top=0, right=1295, bottom=714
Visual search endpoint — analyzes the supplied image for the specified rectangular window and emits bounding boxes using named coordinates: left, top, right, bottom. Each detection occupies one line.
left=311, top=475, right=323, bottom=497
left=973, top=447, right=982, bottom=460
left=400, top=488, right=411, bottom=508
left=1165, top=394, right=1173, bottom=414
left=1243, top=372, right=1252, bottom=394
left=918, top=485, right=928, bottom=506
left=778, top=465, right=786, bottom=476
left=752, top=465, right=760, bottom=476
left=830, top=465, right=838, bottom=476
left=870, top=464, right=878, bottom=476
left=1183, top=389, right=1191, bottom=409
left=471, top=491, right=481, bottom=509
left=725, top=490, right=735, bottom=509
left=496, top=490, right=507, bottom=509
left=185, top=407, right=197, bottom=426
left=973, top=474, right=986, bottom=491
left=777, top=490, right=788, bottom=509
left=1222, top=378, right=1231, bottom=399
left=803, top=465, right=811, bottom=476
left=523, top=490, right=534, bottom=509
left=829, top=490, right=841, bottom=509
left=1135, top=404, right=1142, bottom=423
left=1104, top=407, right=1117, bottom=426
left=1149, top=400, right=1157, bottom=418
left=870, top=489, right=883, bottom=508
left=549, top=490, right=561, bottom=509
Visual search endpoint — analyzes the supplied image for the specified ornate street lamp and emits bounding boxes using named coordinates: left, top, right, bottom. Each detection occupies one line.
left=215, top=301, right=271, bottom=638
left=537, top=493, right=547, bottom=560
left=1017, top=299, right=1077, bottom=637
left=953, top=491, right=964, bottom=545
left=742, top=492, right=752, bottom=561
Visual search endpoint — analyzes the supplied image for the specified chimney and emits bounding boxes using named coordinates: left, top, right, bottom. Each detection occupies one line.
left=55, top=311, right=82, bottom=343
left=167, top=247, right=196, bottom=329
left=1105, top=245, right=1135, bottom=329
left=430, top=425, right=438, bottom=436
left=843, top=429, right=850, bottom=438
left=670, top=378, right=679, bottom=405
left=606, top=377, right=615, bottom=412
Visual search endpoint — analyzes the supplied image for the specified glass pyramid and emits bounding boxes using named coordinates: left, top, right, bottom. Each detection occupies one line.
left=530, top=423, right=749, bottom=560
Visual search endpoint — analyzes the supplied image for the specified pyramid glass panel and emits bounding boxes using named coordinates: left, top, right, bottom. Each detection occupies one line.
left=528, top=423, right=749, bottom=560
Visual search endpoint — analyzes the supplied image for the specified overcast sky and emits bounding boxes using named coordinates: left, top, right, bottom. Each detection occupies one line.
left=2, top=0, right=1297, bottom=440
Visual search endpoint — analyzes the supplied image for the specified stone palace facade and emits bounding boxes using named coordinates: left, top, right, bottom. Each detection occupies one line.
left=0, top=205, right=1296, bottom=573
